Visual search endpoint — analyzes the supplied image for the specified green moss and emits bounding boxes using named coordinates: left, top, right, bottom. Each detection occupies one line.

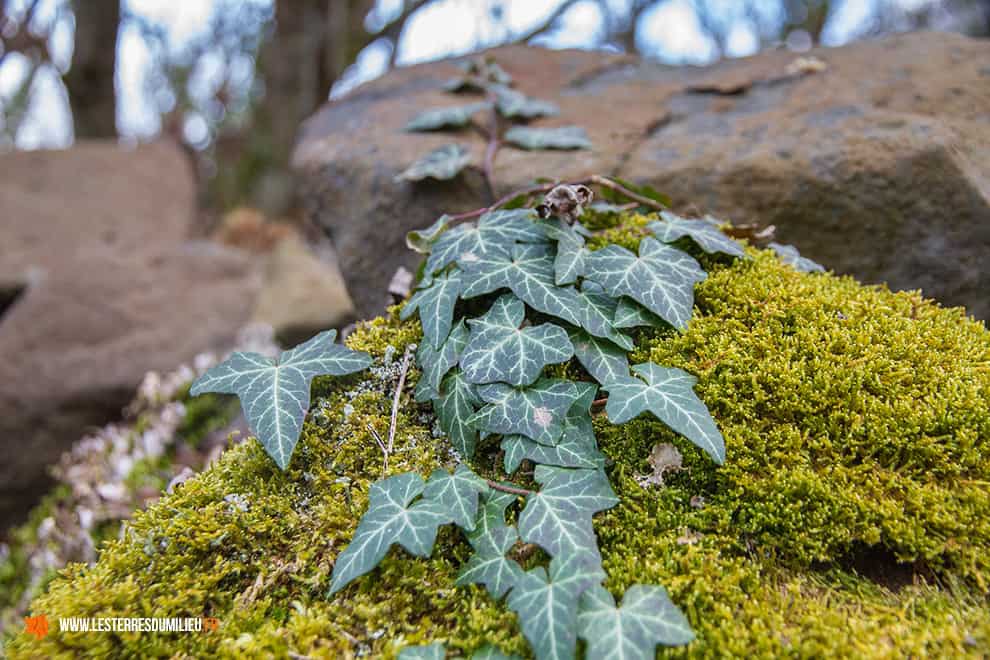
left=8, top=217, right=990, bottom=658
left=176, top=391, right=243, bottom=449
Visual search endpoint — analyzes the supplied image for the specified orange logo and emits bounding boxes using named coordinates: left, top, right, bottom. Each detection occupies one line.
left=203, top=617, right=220, bottom=632
left=24, top=614, right=49, bottom=639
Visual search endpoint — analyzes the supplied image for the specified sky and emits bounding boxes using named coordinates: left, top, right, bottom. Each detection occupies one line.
left=0, top=0, right=917, bottom=149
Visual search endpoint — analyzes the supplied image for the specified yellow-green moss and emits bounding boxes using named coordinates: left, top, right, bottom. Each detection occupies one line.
left=7, top=215, right=990, bottom=658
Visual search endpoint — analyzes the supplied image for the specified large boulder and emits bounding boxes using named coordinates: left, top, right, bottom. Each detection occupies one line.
left=294, top=31, right=990, bottom=320
left=0, top=141, right=262, bottom=528
left=8, top=214, right=990, bottom=656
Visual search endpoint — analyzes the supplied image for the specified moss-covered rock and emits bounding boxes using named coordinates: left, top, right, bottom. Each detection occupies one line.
left=7, top=215, right=989, bottom=658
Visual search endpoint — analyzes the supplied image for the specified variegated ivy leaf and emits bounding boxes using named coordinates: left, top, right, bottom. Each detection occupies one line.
left=406, top=215, right=452, bottom=254
left=613, top=297, right=666, bottom=329
left=460, top=294, right=573, bottom=387
left=768, top=242, right=826, bottom=273
left=436, top=369, right=481, bottom=458
left=460, top=244, right=583, bottom=328
left=648, top=211, right=746, bottom=258
left=568, top=328, right=630, bottom=386
left=501, top=431, right=604, bottom=473
left=602, top=362, right=725, bottom=463
left=190, top=330, right=371, bottom=470
left=415, top=320, right=469, bottom=402
left=574, top=287, right=635, bottom=351
left=504, top=125, right=591, bottom=151
left=542, top=219, right=587, bottom=285
left=492, top=84, right=559, bottom=119
left=398, top=642, right=446, bottom=660
left=401, top=269, right=462, bottom=349
left=506, top=553, right=606, bottom=660
left=456, top=518, right=526, bottom=599
left=467, top=489, right=519, bottom=555
left=502, top=381, right=601, bottom=473
left=502, top=383, right=605, bottom=474
left=471, top=645, right=522, bottom=660
left=395, top=143, right=472, bottom=182
left=425, top=209, right=546, bottom=276
left=423, top=464, right=489, bottom=531
left=518, top=465, right=618, bottom=559
left=563, top=381, right=599, bottom=447
left=468, top=379, right=580, bottom=446
left=577, top=584, right=695, bottom=659
left=328, top=473, right=451, bottom=594
left=405, top=102, right=490, bottom=131
left=583, top=237, right=706, bottom=330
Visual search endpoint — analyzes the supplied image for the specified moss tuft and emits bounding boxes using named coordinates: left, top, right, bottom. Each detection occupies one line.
left=8, top=215, right=989, bottom=658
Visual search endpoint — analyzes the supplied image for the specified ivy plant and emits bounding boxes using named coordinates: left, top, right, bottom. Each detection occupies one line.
left=396, top=55, right=591, bottom=196
left=182, top=55, right=821, bottom=659
left=326, top=190, right=751, bottom=659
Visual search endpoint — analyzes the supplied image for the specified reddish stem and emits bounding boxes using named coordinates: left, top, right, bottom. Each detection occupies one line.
left=486, top=480, right=533, bottom=497
left=482, top=92, right=500, bottom=203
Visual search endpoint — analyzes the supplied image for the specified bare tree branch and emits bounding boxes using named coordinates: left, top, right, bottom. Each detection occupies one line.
left=515, top=0, right=587, bottom=43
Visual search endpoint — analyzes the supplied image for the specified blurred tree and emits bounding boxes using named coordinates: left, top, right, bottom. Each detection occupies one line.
left=1, top=0, right=987, bottom=214
left=64, top=0, right=118, bottom=138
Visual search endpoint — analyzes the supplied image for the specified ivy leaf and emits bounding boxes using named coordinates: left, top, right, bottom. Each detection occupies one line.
left=577, top=584, right=695, bottom=659
left=568, top=329, right=630, bottom=386
left=502, top=382, right=602, bottom=473
left=401, top=269, right=462, bottom=349
left=574, top=287, right=635, bottom=351
left=328, top=473, right=451, bottom=594
left=506, top=554, right=606, bottom=660
left=471, top=645, right=522, bottom=660
left=602, top=362, right=725, bottom=464
left=501, top=431, right=604, bottom=473
left=542, top=219, right=587, bottom=285
left=468, top=379, right=580, bottom=446
left=612, top=297, right=666, bottom=329
left=769, top=242, right=826, bottom=273
left=460, top=294, right=574, bottom=387
left=436, top=369, right=481, bottom=458
left=423, top=464, right=489, bottom=531
left=407, top=215, right=453, bottom=254
left=583, top=237, right=706, bottom=330
left=191, top=330, right=371, bottom=470
left=460, top=244, right=584, bottom=328
left=425, top=209, right=546, bottom=276
left=563, top=381, right=599, bottom=447
left=456, top=526, right=526, bottom=599
left=395, top=144, right=471, bottom=182
left=467, top=490, right=519, bottom=555
left=415, top=320, right=469, bottom=402
left=442, top=75, right=483, bottom=93
left=648, top=211, right=746, bottom=258
left=405, top=102, right=490, bottom=131
left=399, top=642, right=446, bottom=660
left=492, top=85, right=559, bottom=119
left=504, top=125, right=591, bottom=150
left=518, top=465, right=618, bottom=559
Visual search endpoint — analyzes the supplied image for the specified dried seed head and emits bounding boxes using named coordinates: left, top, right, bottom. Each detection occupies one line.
left=539, top=184, right=593, bottom=223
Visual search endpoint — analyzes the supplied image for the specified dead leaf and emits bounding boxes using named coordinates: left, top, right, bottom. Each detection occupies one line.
left=634, top=442, right=683, bottom=488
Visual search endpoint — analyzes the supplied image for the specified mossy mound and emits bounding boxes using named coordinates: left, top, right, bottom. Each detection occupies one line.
left=8, top=215, right=990, bottom=658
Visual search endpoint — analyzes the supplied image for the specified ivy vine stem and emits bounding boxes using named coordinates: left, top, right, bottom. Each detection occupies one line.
left=482, top=90, right=500, bottom=202
left=485, top=479, right=533, bottom=497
